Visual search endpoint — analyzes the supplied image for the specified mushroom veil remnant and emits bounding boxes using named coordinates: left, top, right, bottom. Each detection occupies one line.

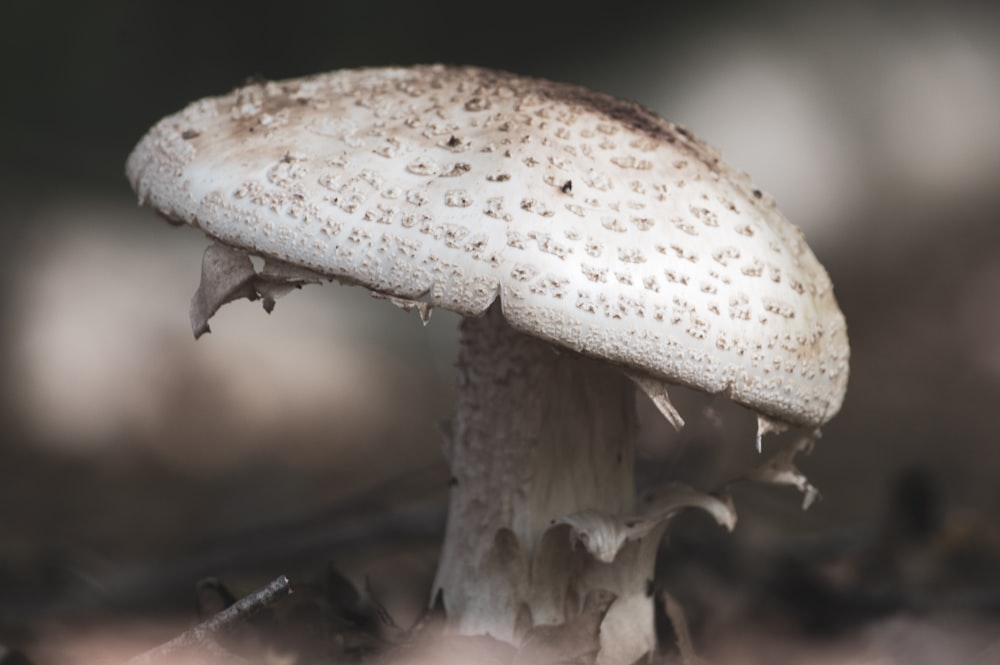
left=127, top=65, right=849, bottom=664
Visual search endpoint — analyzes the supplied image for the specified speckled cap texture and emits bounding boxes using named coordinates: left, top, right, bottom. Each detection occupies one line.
left=126, top=65, right=849, bottom=427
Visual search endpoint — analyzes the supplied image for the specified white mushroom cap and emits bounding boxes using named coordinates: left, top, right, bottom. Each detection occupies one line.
left=126, top=65, right=848, bottom=427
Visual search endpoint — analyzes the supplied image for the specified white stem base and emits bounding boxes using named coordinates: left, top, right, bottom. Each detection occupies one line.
left=432, top=306, right=657, bottom=665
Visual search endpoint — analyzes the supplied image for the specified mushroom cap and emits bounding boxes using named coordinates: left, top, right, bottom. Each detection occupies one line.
left=126, top=65, right=848, bottom=427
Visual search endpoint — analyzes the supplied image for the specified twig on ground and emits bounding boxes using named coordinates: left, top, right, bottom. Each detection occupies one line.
left=124, top=575, right=292, bottom=664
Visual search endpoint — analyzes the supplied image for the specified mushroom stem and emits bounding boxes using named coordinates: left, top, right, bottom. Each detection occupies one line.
left=432, top=305, right=653, bottom=664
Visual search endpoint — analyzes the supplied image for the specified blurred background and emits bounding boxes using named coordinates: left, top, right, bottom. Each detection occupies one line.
left=3, top=1, right=1000, bottom=663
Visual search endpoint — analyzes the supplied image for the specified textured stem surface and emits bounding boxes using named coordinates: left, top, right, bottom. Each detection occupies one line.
left=432, top=306, right=658, bottom=664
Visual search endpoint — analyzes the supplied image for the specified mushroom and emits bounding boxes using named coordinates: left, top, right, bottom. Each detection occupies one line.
left=126, top=65, right=849, bottom=665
